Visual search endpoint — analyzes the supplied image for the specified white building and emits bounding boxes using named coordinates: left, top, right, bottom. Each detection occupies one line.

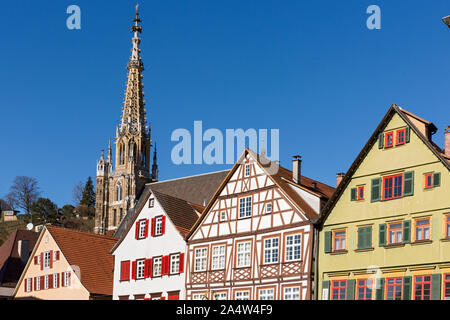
left=111, top=171, right=228, bottom=300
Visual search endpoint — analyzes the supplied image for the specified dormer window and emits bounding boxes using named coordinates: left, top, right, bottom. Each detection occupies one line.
left=244, top=164, right=250, bottom=177
left=149, top=198, right=154, bottom=208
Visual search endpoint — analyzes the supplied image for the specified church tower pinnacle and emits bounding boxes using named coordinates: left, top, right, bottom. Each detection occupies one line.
left=95, top=6, right=157, bottom=235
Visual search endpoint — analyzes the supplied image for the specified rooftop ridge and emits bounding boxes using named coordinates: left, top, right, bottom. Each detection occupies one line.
left=146, top=169, right=230, bottom=186
left=46, top=225, right=118, bottom=241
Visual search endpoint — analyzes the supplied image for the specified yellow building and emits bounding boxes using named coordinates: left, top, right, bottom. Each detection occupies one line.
left=14, top=225, right=117, bottom=300
left=316, top=104, right=450, bottom=300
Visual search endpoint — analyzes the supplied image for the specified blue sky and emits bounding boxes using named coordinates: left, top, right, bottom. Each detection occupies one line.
left=1, top=0, right=449, bottom=210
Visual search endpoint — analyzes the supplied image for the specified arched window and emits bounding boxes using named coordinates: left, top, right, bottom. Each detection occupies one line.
left=116, top=184, right=122, bottom=201
left=119, top=143, right=125, bottom=165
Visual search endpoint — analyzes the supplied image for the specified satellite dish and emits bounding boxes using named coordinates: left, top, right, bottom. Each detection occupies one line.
left=26, top=223, right=34, bottom=231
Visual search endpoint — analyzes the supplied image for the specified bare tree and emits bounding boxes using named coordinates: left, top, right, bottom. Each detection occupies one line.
left=4, top=192, right=17, bottom=210
left=72, top=181, right=84, bottom=206
left=8, top=176, right=40, bottom=215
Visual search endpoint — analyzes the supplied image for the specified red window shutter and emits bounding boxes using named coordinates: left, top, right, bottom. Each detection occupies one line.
left=161, top=216, right=166, bottom=235
left=49, top=251, right=53, bottom=269
left=40, top=276, right=44, bottom=289
left=148, top=258, right=153, bottom=278
left=132, top=261, right=136, bottom=279
left=56, top=251, right=60, bottom=261
left=34, top=277, right=36, bottom=290
left=168, top=293, right=179, bottom=300
left=49, top=274, right=53, bottom=289
left=160, top=296, right=165, bottom=300
left=34, top=256, right=38, bottom=265
left=40, top=253, right=44, bottom=271
left=135, top=221, right=140, bottom=239
left=121, top=261, right=130, bottom=281
left=61, top=272, right=64, bottom=287
left=144, top=259, right=149, bottom=278
left=161, top=256, right=166, bottom=275
left=144, top=219, right=149, bottom=238
left=151, top=218, right=155, bottom=237
left=57, top=273, right=60, bottom=288
left=30, top=278, right=33, bottom=291
left=179, top=253, right=185, bottom=273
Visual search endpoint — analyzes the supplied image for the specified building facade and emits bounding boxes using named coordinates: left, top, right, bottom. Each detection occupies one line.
left=14, top=225, right=117, bottom=300
left=186, top=149, right=334, bottom=300
left=95, top=8, right=158, bottom=234
left=317, top=105, right=450, bottom=300
left=111, top=171, right=229, bottom=300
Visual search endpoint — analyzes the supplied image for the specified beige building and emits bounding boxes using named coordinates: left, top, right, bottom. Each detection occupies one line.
left=14, top=225, right=117, bottom=300
left=95, top=8, right=157, bottom=234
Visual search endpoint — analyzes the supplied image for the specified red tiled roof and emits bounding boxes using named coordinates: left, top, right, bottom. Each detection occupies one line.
left=46, top=226, right=117, bottom=296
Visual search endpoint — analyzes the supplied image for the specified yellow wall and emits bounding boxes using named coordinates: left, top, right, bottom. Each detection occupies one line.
left=14, top=228, right=90, bottom=300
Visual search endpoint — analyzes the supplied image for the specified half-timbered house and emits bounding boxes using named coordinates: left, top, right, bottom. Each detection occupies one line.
left=185, top=149, right=334, bottom=300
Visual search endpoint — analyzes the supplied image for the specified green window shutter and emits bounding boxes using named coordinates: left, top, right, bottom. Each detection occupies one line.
left=346, top=279, right=355, bottom=300
left=431, top=274, right=442, bottom=300
left=403, top=276, right=412, bottom=300
left=322, top=280, right=330, bottom=300
left=378, top=133, right=384, bottom=149
left=403, top=220, right=411, bottom=244
left=324, top=231, right=332, bottom=253
left=350, top=188, right=357, bottom=201
left=366, top=226, right=373, bottom=248
left=433, top=172, right=441, bottom=187
left=379, top=224, right=386, bottom=247
left=371, top=178, right=381, bottom=202
left=357, top=227, right=364, bottom=250
left=405, top=127, right=410, bottom=143
left=403, top=171, right=414, bottom=196
left=376, top=278, right=385, bottom=300
left=358, top=226, right=372, bottom=249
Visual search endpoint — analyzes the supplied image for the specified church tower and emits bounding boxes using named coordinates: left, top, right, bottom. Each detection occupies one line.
left=95, top=6, right=157, bottom=234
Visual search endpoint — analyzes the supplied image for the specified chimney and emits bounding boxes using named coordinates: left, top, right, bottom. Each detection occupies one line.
left=445, top=126, right=450, bottom=157
left=336, top=172, right=345, bottom=187
left=292, top=155, right=302, bottom=184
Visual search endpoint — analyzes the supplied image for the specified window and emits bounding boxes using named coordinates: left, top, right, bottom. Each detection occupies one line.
left=43, top=251, right=50, bottom=269
left=446, top=215, right=450, bottom=239
left=235, top=290, right=250, bottom=300
left=384, top=131, right=394, bottom=148
left=388, top=222, right=403, bottom=245
left=138, top=219, right=147, bottom=239
left=236, top=241, right=251, bottom=267
left=285, top=234, right=302, bottom=261
left=155, top=217, right=163, bottom=236
left=414, top=218, right=430, bottom=241
left=211, top=245, right=225, bottom=270
left=194, top=248, right=207, bottom=272
left=424, top=173, right=433, bottom=189
left=259, top=288, right=274, bottom=300
left=382, top=174, right=403, bottom=200
left=149, top=198, right=154, bottom=208
left=220, top=211, right=226, bottom=221
left=170, top=254, right=180, bottom=274
left=25, top=278, right=32, bottom=292
left=168, top=292, right=180, bottom=300
left=396, top=128, right=406, bottom=145
left=63, top=271, right=70, bottom=287
left=357, top=279, right=373, bottom=300
left=266, top=203, right=272, bottom=214
left=192, top=293, right=207, bottom=300
left=357, top=226, right=372, bottom=250
left=244, top=164, right=250, bottom=177
left=385, top=277, right=402, bottom=300
left=116, top=184, right=122, bottom=201
left=120, top=261, right=130, bottom=281
left=284, top=287, right=300, bottom=300
left=136, top=259, right=145, bottom=279
left=414, top=275, right=431, bottom=300
left=263, top=238, right=279, bottom=264
left=239, top=196, right=252, bottom=218
left=213, top=292, right=227, bottom=300
left=53, top=273, right=58, bottom=288
left=331, top=280, right=346, bottom=300
left=36, top=276, right=40, bottom=291
left=444, top=274, right=450, bottom=300
left=332, top=230, right=346, bottom=252
left=153, top=257, right=162, bottom=277
left=357, top=186, right=364, bottom=200
left=113, top=209, right=117, bottom=226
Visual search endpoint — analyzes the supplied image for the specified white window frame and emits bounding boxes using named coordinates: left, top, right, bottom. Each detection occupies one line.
left=194, top=248, right=208, bottom=272
left=63, top=271, right=70, bottom=287
left=235, top=290, right=250, bottom=300
left=259, top=288, right=274, bottom=300
left=153, top=257, right=162, bottom=277
left=170, top=254, right=180, bottom=275
left=192, top=293, right=207, bottom=300
left=285, top=233, right=302, bottom=262
left=266, top=203, right=272, bottom=214
left=25, top=278, right=31, bottom=292
left=138, top=220, right=146, bottom=239
left=136, top=259, right=145, bottom=279
left=213, top=292, right=227, bottom=300
left=53, top=273, right=58, bottom=288
left=244, top=164, right=250, bottom=177
left=263, top=237, right=279, bottom=264
left=44, top=275, right=49, bottom=289
left=43, top=251, right=50, bottom=270
left=284, top=287, right=300, bottom=300
left=155, top=217, right=163, bottom=236
left=220, top=211, right=226, bottom=221
left=36, top=276, right=40, bottom=291
left=211, top=245, right=225, bottom=270
left=149, top=198, right=154, bottom=208
left=236, top=241, right=251, bottom=268
left=239, top=196, right=252, bottom=219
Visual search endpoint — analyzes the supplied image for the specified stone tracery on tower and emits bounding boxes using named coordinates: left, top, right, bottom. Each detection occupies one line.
left=95, top=6, right=157, bottom=235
